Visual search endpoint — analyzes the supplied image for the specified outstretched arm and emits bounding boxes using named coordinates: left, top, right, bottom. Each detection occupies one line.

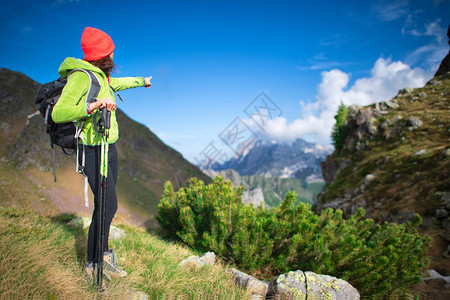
left=109, top=76, right=152, bottom=91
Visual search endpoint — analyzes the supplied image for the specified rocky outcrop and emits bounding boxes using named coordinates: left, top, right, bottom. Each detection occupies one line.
left=267, top=270, right=360, bottom=300
left=334, top=96, right=419, bottom=154
left=316, top=55, right=450, bottom=299
left=181, top=252, right=360, bottom=299
left=318, top=75, right=447, bottom=217
left=321, top=157, right=352, bottom=185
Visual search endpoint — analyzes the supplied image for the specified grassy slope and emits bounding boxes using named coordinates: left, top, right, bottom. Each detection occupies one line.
left=0, top=206, right=251, bottom=299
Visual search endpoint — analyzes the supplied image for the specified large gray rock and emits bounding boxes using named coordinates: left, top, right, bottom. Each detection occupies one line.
left=424, top=269, right=450, bottom=287
left=305, top=271, right=360, bottom=300
left=268, top=270, right=307, bottom=299
left=228, top=268, right=269, bottom=300
left=67, top=217, right=126, bottom=240
left=267, top=270, right=359, bottom=300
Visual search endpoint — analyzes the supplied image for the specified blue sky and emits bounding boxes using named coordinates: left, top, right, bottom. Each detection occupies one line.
left=1, top=0, right=448, bottom=164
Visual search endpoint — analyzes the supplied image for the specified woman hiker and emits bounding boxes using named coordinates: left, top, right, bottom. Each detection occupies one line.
left=52, top=26, right=152, bottom=279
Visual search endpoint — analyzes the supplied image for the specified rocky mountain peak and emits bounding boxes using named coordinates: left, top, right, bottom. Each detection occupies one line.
left=207, top=138, right=332, bottom=180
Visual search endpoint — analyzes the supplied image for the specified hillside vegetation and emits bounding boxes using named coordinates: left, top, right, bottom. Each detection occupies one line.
left=0, top=206, right=251, bottom=299
left=318, top=74, right=449, bottom=218
left=158, top=176, right=430, bottom=298
left=317, top=67, right=450, bottom=290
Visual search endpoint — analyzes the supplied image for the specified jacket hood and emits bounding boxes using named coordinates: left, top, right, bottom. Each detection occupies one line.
left=58, top=57, right=104, bottom=78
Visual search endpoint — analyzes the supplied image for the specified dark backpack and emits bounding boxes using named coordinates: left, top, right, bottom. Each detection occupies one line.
left=35, top=69, right=101, bottom=181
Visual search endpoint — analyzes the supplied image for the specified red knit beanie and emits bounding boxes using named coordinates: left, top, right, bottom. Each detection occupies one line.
left=81, top=27, right=115, bottom=61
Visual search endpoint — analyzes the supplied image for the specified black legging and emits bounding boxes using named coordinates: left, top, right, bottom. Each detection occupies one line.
left=81, top=143, right=118, bottom=263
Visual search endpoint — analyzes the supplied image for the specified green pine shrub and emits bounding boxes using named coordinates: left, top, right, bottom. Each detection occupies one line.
left=157, top=176, right=430, bottom=297
left=332, top=102, right=348, bottom=149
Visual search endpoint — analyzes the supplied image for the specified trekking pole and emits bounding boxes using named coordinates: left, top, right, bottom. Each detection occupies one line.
left=95, top=108, right=111, bottom=290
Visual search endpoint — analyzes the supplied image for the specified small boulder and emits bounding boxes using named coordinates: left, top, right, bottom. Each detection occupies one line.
left=414, top=149, right=427, bottom=156
left=407, top=117, right=423, bottom=129
left=424, top=270, right=450, bottom=287
left=180, top=251, right=216, bottom=267
left=435, top=208, right=448, bottom=219
left=385, top=100, right=399, bottom=109
left=67, top=216, right=91, bottom=229
left=398, top=87, right=414, bottom=95
left=364, top=174, right=376, bottom=185
left=228, top=268, right=269, bottom=299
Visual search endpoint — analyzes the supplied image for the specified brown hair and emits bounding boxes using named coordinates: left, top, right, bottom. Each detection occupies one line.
left=88, top=55, right=115, bottom=77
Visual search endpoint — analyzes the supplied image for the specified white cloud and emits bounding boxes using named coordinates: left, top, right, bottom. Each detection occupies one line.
left=424, top=20, right=444, bottom=41
left=403, top=17, right=445, bottom=42
left=260, top=57, right=430, bottom=145
left=372, top=0, right=410, bottom=22
left=405, top=44, right=448, bottom=72
left=319, top=33, right=352, bottom=48
left=297, top=52, right=351, bottom=71
left=297, top=60, right=348, bottom=71
left=402, top=18, right=448, bottom=71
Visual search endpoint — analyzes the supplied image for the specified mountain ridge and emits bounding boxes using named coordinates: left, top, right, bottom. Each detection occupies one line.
left=204, top=138, right=331, bottom=181
left=200, top=138, right=331, bottom=207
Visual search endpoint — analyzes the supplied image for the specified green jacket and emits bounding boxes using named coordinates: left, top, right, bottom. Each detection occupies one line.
left=52, top=57, right=145, bottom=145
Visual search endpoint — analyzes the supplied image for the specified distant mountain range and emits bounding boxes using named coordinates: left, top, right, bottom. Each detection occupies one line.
left=201, top=139, right=332, bottom=207
left=203, top=139, right=331, bottom=180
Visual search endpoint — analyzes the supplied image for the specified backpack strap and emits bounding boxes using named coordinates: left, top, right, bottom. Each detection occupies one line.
left=67, top=69, right=101, bottom=104
left=68, top=68, right=101, bottom=176
left=66, top=69, right=101, bottom=208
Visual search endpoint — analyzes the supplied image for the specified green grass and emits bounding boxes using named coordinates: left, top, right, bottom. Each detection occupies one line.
left=0, top=206, right=252, bottom=299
